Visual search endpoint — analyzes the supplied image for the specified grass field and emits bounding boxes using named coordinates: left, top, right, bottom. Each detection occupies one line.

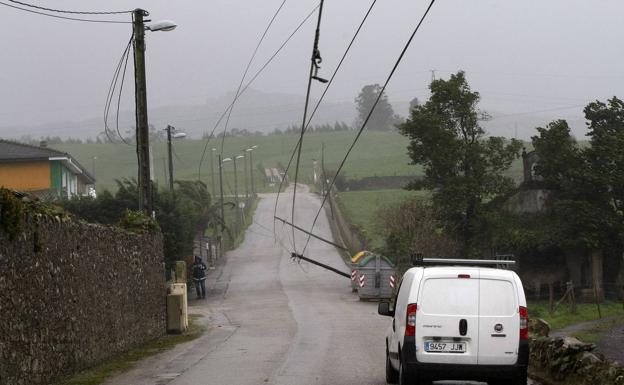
left=335, top=189, right=430, bottom=250
left=55, top=130, right=526, bottom=195
left=528, top=301, right=624, bottom=331
left=55, top=131, right=421, bottom=193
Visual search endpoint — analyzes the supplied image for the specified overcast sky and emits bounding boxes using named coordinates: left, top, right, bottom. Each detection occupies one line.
left=1, top=0, right=622, bottom=138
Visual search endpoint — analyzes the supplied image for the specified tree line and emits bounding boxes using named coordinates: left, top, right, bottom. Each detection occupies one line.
left=383, top=71, right=623, bottom=284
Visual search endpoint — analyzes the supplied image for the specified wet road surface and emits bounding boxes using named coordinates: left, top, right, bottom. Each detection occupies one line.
left=106, top=188, right=539, bottom=385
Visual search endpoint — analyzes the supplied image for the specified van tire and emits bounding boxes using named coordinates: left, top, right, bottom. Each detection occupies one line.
left=398, top=359, right=417, bottom=385
left=385, top=351, right=398, bottom=384
left=513, top=370, right=528, bottom=385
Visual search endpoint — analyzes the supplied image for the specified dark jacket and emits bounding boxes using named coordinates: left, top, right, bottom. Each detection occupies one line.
left=192, top=259, right=207, bottom=281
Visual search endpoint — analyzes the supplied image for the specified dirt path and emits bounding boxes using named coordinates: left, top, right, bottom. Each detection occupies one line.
left=551, top=316, right=624, bottom=364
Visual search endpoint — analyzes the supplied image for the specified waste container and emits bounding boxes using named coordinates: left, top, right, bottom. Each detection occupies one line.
left=356, top=253, right=396, bottom=300
left=350, top=251, right=371, bottom=292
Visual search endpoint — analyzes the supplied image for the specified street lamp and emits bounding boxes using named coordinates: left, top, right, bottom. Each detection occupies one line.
left=164, top=125, right=186, bottom=193
left=132, top=8, right=177, bottom=214
left=245, top=145, right=258, bottom=196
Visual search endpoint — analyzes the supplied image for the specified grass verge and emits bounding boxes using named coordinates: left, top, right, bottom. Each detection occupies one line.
left=54, top=314, right=206, bottom=385
left=335, top=189, right=430, bottom=250
left=528, top=301, right=624, bottom=331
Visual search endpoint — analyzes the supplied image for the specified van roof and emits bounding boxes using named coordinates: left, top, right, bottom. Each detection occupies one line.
left=406, top=266, right=515, bottom=280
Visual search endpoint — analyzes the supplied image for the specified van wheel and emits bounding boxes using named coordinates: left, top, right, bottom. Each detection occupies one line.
left=398, top=359, right=416, bottom=385
left=512, top=369, right=528, bottom=385
left=386, top=351, right=398, bottom=384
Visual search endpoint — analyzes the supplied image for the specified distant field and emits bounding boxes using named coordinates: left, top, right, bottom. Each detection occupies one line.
left=54, top=130, right=421, bottom=193
left=55, top=130, right=526, bottom=194
left=335, top=189, right=430, bottom=251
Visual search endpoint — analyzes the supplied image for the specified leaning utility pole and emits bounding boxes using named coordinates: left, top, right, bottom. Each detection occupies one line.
left=165, top=125, right=174, bottom=193
left=133, top=8, right=152, bottom=214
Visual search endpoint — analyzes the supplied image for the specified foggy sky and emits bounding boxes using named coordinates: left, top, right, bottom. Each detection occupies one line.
left=1, top=0, right=622, bottom=139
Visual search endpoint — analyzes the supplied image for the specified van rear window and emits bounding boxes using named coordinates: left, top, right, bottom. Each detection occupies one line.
left=479, top=279, right=516, bottom=316
left=420, top=278, right=479, bottom=316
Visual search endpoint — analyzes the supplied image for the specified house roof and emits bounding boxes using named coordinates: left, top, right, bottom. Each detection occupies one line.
left=0, top=140, right=96, bottom=184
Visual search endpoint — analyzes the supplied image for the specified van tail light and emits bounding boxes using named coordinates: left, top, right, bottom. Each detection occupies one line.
left=405, top=303, right=418, bottom=336
left=519, top=306, right=529, bottom=340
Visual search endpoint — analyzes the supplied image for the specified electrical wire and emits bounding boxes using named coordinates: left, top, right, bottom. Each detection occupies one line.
left=115, top=38, right=132, bottom=145
left=290, top=0, right=326, bottom=254
left=0, top=1, right=132, bottom=23
left=219, top=0, right=287, bottom=155
left=104, top=34, right=133, bottom=145
left=197, top=4, right=320, bottom=181
left=8, top=0, right=133, bottom=14
left=273, top=0, right=378, bottom=243
left=301, top=0, right=438, bottom=255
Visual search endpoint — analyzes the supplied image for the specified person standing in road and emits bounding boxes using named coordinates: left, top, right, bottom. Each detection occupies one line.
left=192, top=256, right=207, bottom=299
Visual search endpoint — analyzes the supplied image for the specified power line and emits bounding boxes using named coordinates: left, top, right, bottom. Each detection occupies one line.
left=104, top=34, right=134, bottom=145
left=8, top=0, right=133, bottom=14
left=290, top=0, right=326, bottom=254
left=273, top=0, right=378, bottom=243
left=301, top=0, right=438, bottom=255
left=0, top=1, right=132, bottom=23
left=197, top=4, right=320, bottom=181
left=219, top=0, right=287, bottom=155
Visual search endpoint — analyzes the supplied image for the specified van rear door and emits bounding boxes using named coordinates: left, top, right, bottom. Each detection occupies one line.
left=416, top=272, right=479, bottom=365
left=477, top=275, right=519, bottom=365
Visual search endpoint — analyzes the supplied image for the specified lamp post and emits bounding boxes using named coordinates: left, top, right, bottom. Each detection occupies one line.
left=132, top=9, right=177, bottom=214
left=164, top=125, right=186, bottom=193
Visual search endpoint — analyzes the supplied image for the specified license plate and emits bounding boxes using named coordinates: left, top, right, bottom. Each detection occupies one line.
left=424, top=341, right=466, bottom=353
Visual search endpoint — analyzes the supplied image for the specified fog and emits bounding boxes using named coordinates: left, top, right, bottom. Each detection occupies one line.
left=1, top=0, right=622, bottom=140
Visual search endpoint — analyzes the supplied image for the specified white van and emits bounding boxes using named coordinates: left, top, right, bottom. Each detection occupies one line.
left=378, top=262, right=529, bottom=385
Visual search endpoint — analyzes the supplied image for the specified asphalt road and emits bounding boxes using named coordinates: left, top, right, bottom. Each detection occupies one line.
left=106, top=187, right=538, bottom=385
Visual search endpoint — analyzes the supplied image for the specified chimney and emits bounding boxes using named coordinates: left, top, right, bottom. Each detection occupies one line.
left=39, top=140, right=47, bottom=148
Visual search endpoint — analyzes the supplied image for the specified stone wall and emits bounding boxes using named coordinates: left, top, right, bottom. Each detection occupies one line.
left=0, top=213, right=166, bottom=385
left=530, top=336, right=624, bottom=385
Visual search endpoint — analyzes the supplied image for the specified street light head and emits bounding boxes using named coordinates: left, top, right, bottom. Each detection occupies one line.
left=251, top=145, right=258, bottom=149
left=212, top=148, right=217, bottom=151
left=235, top=155, right=245, bottom=160
left=222, top=158, right=232, bottom=163
left=146, top=20, right=177, bottom=32
left=172, top=132, right=187, bottom=139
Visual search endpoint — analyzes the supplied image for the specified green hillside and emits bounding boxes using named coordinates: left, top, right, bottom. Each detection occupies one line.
left=54, top=130, right=421, bottom=193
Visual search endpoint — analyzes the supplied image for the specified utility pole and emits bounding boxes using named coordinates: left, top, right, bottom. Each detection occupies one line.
left=249, top=149, right=255, bottom=196
left=243, top=153, right=249, bottom=201
left=218, top=154, right=226, bottom=234
left=430, top=69, right=436, bottom=83
left=210, top=148, right=216, bottom=199
left=166, top=125, right=174, bottom=193
left=233, top=156, right=241, bottom=235
left=133, top=8, right=152, bottom=214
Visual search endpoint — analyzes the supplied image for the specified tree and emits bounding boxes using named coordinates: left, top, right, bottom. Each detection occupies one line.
left=399, top=71, right=522, bottom=255
left=530, top=115, right=623, bottom=292
left=355, top=84, right=396, bottom=131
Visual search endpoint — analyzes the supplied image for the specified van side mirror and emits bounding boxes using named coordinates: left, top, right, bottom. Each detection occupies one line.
left=378, top=302, right=394, bottom=317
